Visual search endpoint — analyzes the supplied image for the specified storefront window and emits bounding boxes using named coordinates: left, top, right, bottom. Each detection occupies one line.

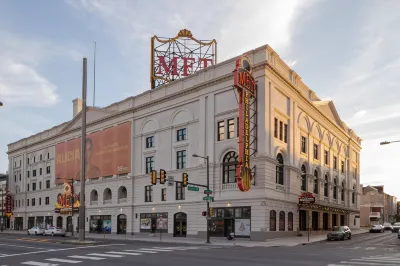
left=235, top=208, right=242, bottom=218
left=216, top=209, right=224, bottom=218
left=89, top=215, right=112, bottom=234
left=242, top=207, right=251, bottom=218
left=225, top=208, right=234, bottom=217
left=288, top=212, right=293, bottom=231
left=270, top=210, right=276, bottom=231
left=140, top=213, right=168, bottom=233
left=279, top=211, right=285, bottom=231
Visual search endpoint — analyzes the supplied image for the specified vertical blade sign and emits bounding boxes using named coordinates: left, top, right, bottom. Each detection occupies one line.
left=233, top=55, right=256, bottom=192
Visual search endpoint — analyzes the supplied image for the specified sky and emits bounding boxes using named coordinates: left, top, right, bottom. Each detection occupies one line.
left=1, top=0, right=400, bottom=196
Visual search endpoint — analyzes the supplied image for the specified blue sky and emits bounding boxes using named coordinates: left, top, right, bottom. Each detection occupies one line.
left=1, top=0, right=400, bottom=196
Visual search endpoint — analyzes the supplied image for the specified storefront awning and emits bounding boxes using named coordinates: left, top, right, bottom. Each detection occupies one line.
left=298, top=203, right=359, bottom=214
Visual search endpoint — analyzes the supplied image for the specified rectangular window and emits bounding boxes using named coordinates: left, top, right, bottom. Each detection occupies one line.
left=146, top=136, right=155, bottom=148
left=47, top=153, right=50, bottom=159
left=228, top=119, right=235, bottom=139
left=27, top=171, right=30, bottom=178
left=217, top=121, right=225, bottom=141
left=45, top=197, right=49, bottom=205
left=19, top=174, right=21, bottom=181
left=313, top=143, right=319, bottom=160
left=27, top=158, right=29, bottom=164
left=333, top=156, right=337, bottom=170
left=176, top=182, right=185, bottom=200
left=46, top=180, right=50, bottom=189
left=27, top=199, right=29, bottom=206
left=33, top=170, right=36, bottom=177
left=177, top=128, right=187, bottom=141
left=39, top=198, right=42, bottom=205
left=46, top=166, right=50, bottom=174
left=145, top=185, right=153, bottom=202
left=284, top=124, right=288, bottom=143
left=14, top=175, right=16, bottom=182
left=32, top=198, right=35, bottom=206
left=176, top=150, right=187, bottom=169
left=32, top=183, right=36, bottom=191
left=279, top=121, right=283, bottom=140
left=341, top=160, right=345, bottom=174
left=39, top=168, right=42, bottom=175
left=27, top=184, right=30, bottom=191
left=145, top=156, right=154, bottom=174
left=274, top=118, right=278, bottom=138
left=161, top=188, right=166, bottom=201
left=39, top=182, right=42, bottom=190
left=14, top=161, right=16, bottom=167
left=40, top=155, right=42, bottom=161
left=324, top=150, right=329, bottom=165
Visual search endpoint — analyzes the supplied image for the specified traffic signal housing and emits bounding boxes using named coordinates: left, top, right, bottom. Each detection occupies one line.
left=182, top=172, right=188, bottom=187
left=159, top=169, right=166, bottom=184
left=209, top=207, right=214, bottom=217
left=151, top=170, right=157, bottom=185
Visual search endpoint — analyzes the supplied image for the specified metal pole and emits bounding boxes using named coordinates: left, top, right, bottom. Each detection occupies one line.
left=1, top=189, right=3, bottom=232
left=206, top=156, right=210, bottom=244
left=79, top=58, right=87, bottom=242
left=71, top=179, right=74, bottom=237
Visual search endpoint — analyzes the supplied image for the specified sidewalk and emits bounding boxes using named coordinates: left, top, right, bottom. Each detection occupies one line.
left=0, top=229, right=368, bottom=247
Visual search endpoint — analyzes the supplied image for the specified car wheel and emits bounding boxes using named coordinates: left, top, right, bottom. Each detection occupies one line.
left=43, top=232, right=46, bottom=236
left=341, top=235, right=345, bottom=241
left=51, top=232, right=54, bottom=237
left=27, top=231, right=30, bottom=235
left=348, top=233, right=351, bottom=240
left=35, top=231, right=37, bottom=235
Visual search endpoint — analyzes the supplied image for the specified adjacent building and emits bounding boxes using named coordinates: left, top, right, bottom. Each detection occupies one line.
left=6, top=44, right=362, bottom=240
left=0, top=173, right=9, bottom=229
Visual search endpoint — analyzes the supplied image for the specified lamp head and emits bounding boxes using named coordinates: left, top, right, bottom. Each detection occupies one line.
left=0, top=102, right=3, bottom=107
left=192, top=154, right=199, bottom=158
left=380, top=141, right=390, bottom=145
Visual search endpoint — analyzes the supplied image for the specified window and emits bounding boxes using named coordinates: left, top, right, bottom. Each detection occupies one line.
left=45, top=197, right=49, bottom=205
left=33, top=157, right=35, bottom=163
left=324, top=150, right=329, bottom=165
left=217, top=121, right=225, bottom=141
left=14, top=161, right=16, bottom=167
left=313, top=170, right=319, bottom=194
left=341, top=181, right=345, bottom=201
left=46, top=166, right=50, bottom=174
left=145, top=186, right=153, bottom=202
left=177, top=128, right=186, bottom=141
left=274, top=118, right=278, bottom=138
left=161, top=188, right=166, bottom=201
left=276, top=153, right=284, bottom=185
left=39, top=182, right=42, bottom=190
left=27, top=199, right=29, bottom=206
left=279, top=211, right=285, bottom=231
left=39, top=168, right=42, bottom=175
left=228, top=119, right=235, bottom=139
left=39, top=198, right=42, bottom=205
left=222, top=151, right=238, bottom=184
left=146, top=136, right=155, bottom=148
left=27, top=171, right=30, bottom=178
left=20, top=159, right=21, bottom=166
left=288, top=212, right=293, bottom=231
left=300, top=165, right=307, bottom=191
left=47, top=153, right=50, bottom=160
left=145, top=156, right=154, bottom=174
left=333, top=156, right=337, bottom=170
left=301, top=136, right=307, bottom=153
left=270, top=210, right=276, bottom=231
left=19, top=174, right=21, bottom=181
left=284, top=124, right=288, bottom=143
left=40, top=154, right=42, bottom=161
left=176, top=150, right=187, bottom=169
left=341, top=160, right=345, bottom=174
left=176, top=182, right=185, bottom=200
left=46, top=180, right=50, bottom=189
left=352, top=185, right=355, bottom=204
left=33, top=170, right=36, bottom=177
left=32, top=183, right=36, bottom=191
left=27, top=184, right=30, bottom=191
left=313, top=143, right=319, bottom=160
left=14, top=175, right=16, bottom=182
left=333, top=178, right=337, bottom=199
left=27, top=158, right=29, bottom=164
left=279, top=121, right=283, bottom=140
left=32, top=198, right=36, bottom=206
left=237, top=117, right=239, bottom=137
left=324, top=174, right=329, bottom=197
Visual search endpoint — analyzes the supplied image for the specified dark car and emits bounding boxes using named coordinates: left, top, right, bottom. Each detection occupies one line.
left=370, top=224, right=384, bottom=233
left=327, top=226, right=352, bottom=241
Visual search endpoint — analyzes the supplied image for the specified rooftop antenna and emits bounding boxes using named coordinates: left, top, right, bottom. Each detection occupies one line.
left=93, top=41, right=96, bottom=107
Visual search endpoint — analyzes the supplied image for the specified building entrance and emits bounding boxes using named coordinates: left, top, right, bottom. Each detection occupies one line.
left=173, top=212, right=187, bottom=237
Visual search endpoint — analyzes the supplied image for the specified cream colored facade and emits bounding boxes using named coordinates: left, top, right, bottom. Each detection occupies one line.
left=7, top=44, right=361, bottom=240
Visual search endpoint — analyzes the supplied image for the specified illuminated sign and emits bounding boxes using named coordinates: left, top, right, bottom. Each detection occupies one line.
left=55, top=183, right=80, bottom=214
left=5, top=193, right=12, bottom=217
left=150, top=29, right=217, bottom=89
left=234, top=55, right=256, bottom=192
left=299, top=192, right=316, bottom=204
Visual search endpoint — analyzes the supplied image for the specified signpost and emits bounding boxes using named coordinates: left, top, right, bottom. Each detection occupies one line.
left=204, top=189, right=212, bottom=194
left=188, top=186, right=199, bottom=192
left=203, top=196, right=214, bottom=201
left=167, top=176, right=174, bottom=186
left=298, top=192, right=316, bottom=242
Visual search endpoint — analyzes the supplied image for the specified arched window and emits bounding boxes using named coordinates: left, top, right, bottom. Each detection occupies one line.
left=118, top=186, right=127, bottom=203
left=279, top=211, right=285, bottom=231
left=288, top=212, right=293, bottom=231
left=313, top=170, right=319, bottom=194
left=276, top=154, right=284, bottom=185
left=103, top=188, right=112, bottom=204
left=341, top=181, right=345, bottom=201
left=333, top=178, right=337, bottom=199
left=352, top=185, right=355, bottom=204
left=324, top=174, right=328, bottom=197
left=301, top=165, right=307, bottom=191
left=270, top=210, right=276, bottom=231
left=222, top=151, right=238, bottom=184
left=90, top=190, right=98, bottom=204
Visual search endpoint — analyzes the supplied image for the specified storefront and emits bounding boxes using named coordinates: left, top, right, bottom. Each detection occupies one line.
left=28, top=216, right=34, bottom=229
left=140, top=212, right=168, bottom=233
left=14, top=217, right=23, bottom=230
left=36, top=216, right=44, bottom=228
left=90, top=215, right=112, bottom=234
left=45, top=216, right=53, bottom=228
left=117, top=214, right=127, bottom=234
left=209, top=206, right=251, bottom=238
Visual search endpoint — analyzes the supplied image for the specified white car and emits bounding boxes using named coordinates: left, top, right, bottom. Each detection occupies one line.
left=27, top=226, right=45, bottom=235
left=43, top=226, right=66, bottom=237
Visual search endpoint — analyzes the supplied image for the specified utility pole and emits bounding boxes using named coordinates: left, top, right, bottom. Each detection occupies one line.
left=206, top=155, right=210, bottom=244
left=0, top=188, right=3, bottom=232
left=79, top=58, right=87, bottom=242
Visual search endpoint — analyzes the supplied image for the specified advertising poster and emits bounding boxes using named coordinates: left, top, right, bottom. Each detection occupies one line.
left=103, top=220, right=111, bottom=233
left=55, top=122, right=131, bottom=183
left=156, top=217, right=168, bottom=230
left=140, top=218, right=151, bottom=230
left=235, top=219, right=251, bottom=236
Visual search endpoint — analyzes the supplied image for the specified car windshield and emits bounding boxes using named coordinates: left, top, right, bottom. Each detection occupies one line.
left=332, top=226, right=345, bottom=232
left=394, top=223, right=400, bottom=226
left=373, top=225, right=381, bottom=228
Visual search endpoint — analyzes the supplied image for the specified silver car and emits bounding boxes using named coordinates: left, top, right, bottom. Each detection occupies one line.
left=27, top=226, right=45, bottom=235
left=327, top=226, right=352, bottom=241
left=43, top=226, right=66, bottom=237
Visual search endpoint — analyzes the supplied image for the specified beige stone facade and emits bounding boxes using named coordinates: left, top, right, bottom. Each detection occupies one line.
left=6, top=44, right=361, bottom=240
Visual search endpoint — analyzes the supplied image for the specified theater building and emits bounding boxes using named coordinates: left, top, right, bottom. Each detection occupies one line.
left=7, top=44, right=361, bottom=240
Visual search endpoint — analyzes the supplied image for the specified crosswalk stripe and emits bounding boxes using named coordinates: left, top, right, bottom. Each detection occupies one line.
left=45, top=258, right=82, bottom=264
left=365, top=247, right=376, bottom=250
left=21, top=262, right=59, bottom=266
left=355, top=258, right=400, bottom=262
left=86, top=253, right=124, bottom=258
left=124, top=250, right=157, bottom=254
left=139, top=248, right=173, bottom=252
left=152, top=246, right=194, bottom=250
left=107, top=251, right=142, bottom=256
left=340, top=261, right=400, bottom=266
left=68, top=255, right=105, bottom=260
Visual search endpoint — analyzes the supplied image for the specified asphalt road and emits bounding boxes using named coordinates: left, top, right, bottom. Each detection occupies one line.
left=1, top=231, right=400, bottom=266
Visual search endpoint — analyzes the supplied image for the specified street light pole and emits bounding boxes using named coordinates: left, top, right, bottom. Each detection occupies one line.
left=380, top=140, right=400, bottom=145
left=1, top=188, right=3, bottom=232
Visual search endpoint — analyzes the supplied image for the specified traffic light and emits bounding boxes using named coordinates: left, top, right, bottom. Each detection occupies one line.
left=202, top=211, right=207, bottom=216
left=182, top=172, right=188, bottom=187
left=209, top=207, right=214, bottom=217
left=151, top=170, right=157, bottom=185
left=159, top=169, right=166, bottom=184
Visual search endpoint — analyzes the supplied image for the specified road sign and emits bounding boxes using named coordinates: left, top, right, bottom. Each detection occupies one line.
left=203, top=196, right=214, bottom=201
left=167, top=176, right=174, bottom=186
left=188, top=186, right=199, bottom=192
left=204, top=189, right=212, bottom=194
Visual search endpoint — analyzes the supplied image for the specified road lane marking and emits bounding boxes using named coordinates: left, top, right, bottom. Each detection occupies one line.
left=0, top=244, right=46, bottom=250
left=139, top=248, right=173, bottom=252
left=46, top=258, right=82, bottom=264
left=365, top=247, right=376, bottom=250
left=107, top=251, right=142, bottom=256
left=152, top=246, right=194, bottom=250
left=124, top=250, right=157, bottom=253
left=86, top=253, right=124, bottom=258
left=340, top=261, right=400, bottom=265
left=68, top=255, right=105, bottom=260
left=21, top=262, right=59, bottom=266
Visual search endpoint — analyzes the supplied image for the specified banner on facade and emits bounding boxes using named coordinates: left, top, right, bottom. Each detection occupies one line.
left=140, top=218, right=151, bottom=230
left=234, top=219, right=251, bottom=236
left=55, top=183, right=80, bottom=214
left=299, top=192, right=316, bottom=204
left=55, top=122, right=131, bottom=184
left=5, top=193, right=12, bottom=217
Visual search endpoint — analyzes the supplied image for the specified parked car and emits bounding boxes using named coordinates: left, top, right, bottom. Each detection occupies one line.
left=327, top=226, right=352, bottom=241
left=392, top=222, right=400, bottom=233
left=43, top=226, right=66, bottom=237
left=383, top=222, right=394, bottom=231
left=397, top=229, right=400, bottom=239
left=27, top=226, right=45, bottom=235
left=370, top=224, right=384, bottom=233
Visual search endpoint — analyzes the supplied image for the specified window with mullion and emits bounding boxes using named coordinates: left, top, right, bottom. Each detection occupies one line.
left=176, top=182, right=185, bottom=200
left=301, top=136, right=307, bottom=153
left=324, top=150, right=329, bottom=165
left=284, top=124, right=288, bottom=143
left=274, top=118, right=278, bottom=138
left=279, top=121, right=283, bottom=140
left=222, top=151, right=238, bottom=184
left=324, top=175, right=329, bottom=197
left=217, top=121, right=225, bottom=141
left=145, top=185, right=153, bottom=202
left=161, top=188, right=166, bottom=201
left=177, top=128, right=186, bottom=141
left=228, top=119, right=235, bottom=139
left=176, top=150, right=186, bottom=169
left=341, top=160, right=345, bottom=174
left=333, top=156, right=337, bottom=170
left=145, top=156, right=154, bottom=174
left=313, top=143, right=319, bottom=160
left=146, top=136, right=155, bottom=148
